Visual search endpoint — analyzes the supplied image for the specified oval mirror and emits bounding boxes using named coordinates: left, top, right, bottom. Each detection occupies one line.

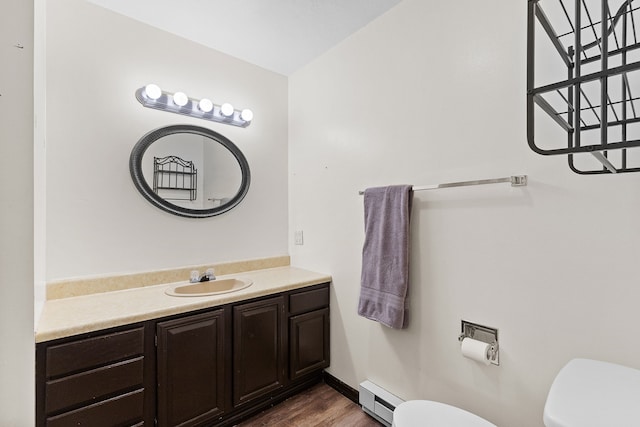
left=130, top=124, right=250, bottom=218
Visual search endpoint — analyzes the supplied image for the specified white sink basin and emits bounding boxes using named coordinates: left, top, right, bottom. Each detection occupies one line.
left=165, top=278, right=253, bottom=297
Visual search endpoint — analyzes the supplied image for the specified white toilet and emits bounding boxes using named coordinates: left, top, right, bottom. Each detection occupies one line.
left=392, top=400, right=496, bottom=427
left=392, top=358, right=640, bottom=427
left=543, top=358, right=640, bottom=427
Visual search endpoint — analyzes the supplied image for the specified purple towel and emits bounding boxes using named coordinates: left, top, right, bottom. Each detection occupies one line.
left=358, top=185, right=413, bottom=329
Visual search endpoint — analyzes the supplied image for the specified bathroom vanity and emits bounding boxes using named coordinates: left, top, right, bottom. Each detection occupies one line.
left=35, top=266, right=331, bottom=427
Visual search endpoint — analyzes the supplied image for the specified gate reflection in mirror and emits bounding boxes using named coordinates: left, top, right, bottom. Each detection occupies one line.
left=152, top=155, right=198, bottom=202
left=130, top=125, right=251, bottom=218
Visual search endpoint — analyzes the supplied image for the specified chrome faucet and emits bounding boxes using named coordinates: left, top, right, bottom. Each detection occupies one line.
left=190, top=268, right=216, bottom=283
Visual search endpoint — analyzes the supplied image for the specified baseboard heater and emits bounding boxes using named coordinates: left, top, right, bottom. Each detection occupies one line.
left=359, top=380, right=404, bottom=427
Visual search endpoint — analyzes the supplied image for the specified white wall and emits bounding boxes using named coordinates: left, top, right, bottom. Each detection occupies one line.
left=289, top=1, right=640, bottom=426
left=34, top=0, right=46, bottom=323
left=46, top=0, right=289, bottom=281
left=0, top=0, right=35, bottom=424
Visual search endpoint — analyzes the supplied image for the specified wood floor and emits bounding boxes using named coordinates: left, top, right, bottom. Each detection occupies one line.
left=237, top=383, right=383, bottom=427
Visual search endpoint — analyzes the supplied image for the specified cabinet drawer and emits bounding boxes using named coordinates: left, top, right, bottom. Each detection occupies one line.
left=289, top=286, right=329, bottom=315
left=46, top=389, right=144, bottom=427
left=45, top=356, right=144, bottom=414
left=46, top=327, right=144, bottom=378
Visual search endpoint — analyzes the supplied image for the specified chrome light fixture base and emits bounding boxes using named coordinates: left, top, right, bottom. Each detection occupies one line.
left=135, top=85, right=252, bottom=128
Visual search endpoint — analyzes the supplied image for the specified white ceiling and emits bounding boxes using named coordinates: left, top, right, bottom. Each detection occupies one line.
left=87, top=0, right=403, bottom=76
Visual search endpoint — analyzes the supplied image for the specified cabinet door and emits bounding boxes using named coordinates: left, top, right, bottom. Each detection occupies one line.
left=289, top=308, right=330, bottom=380
left=233, top=296, right=285, bottom=407
left=157, top=310, right=226, bottom=427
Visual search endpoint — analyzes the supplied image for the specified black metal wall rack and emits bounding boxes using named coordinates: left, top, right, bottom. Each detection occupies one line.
left=153, top=155, right=198, bottom=201
left=527, top=0, right=640, bottom=174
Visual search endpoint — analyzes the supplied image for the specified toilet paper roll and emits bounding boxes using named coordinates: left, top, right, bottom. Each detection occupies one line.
left=461, top=338, right=491, bottom=365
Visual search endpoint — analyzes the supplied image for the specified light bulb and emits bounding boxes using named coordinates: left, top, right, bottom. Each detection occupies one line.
left=198, top=98, right=213, bottom=113
left=173, top=91, right=188, bottom=107
left=220, top=103, right=234, bottom=117
left=240, top=109, right=253, bottom=122
left=144, top=84, right=162, bottom=100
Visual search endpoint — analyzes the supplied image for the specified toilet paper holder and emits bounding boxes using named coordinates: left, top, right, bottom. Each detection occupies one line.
left=458, top=320, right=499, bottom=366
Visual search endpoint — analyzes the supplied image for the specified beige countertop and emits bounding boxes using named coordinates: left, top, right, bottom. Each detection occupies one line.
left=36, top=266, right=331, bottom=343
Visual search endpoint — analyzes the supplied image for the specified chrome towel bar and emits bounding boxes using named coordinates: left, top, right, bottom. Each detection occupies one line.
left=358, top=175, right=527, bottom=195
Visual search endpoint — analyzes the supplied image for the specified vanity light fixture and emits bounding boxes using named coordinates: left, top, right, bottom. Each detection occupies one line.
left=135, top=84, right=253, bottom=128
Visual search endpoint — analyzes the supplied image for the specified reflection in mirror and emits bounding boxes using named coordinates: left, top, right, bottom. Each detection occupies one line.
left=130, top=125, right=250, bottom=218
left=142, top=133, right=242, bottom=209
left=151, top=155, right=198, bottom=203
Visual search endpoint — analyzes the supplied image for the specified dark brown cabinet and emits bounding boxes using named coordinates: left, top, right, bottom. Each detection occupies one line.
left=37, top=283, right=330, bottom=427
left=289, top=308, right=330, bottom=380
left=36, top=325, right=154, bottom=426
left=232, top=296, right=285, bottom=407
left=156, top=309, right=227, bottom=427
left=288, top=285, right=330, bottom=381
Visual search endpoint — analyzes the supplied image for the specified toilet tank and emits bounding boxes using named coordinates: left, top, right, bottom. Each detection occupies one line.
left=544, top=358, right=640, bottom=427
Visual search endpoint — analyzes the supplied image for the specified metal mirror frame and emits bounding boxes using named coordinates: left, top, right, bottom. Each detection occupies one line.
left=130, top=124, right=251, bottom=218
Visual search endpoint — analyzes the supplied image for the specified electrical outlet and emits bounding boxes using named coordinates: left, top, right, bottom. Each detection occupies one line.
left=294, top=230, right=304, bottom=245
